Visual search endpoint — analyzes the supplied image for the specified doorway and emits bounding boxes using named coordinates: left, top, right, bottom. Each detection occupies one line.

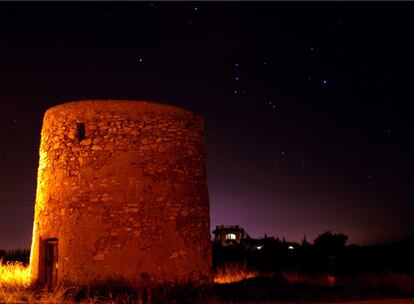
left=44, top=239, right=58, bottom=288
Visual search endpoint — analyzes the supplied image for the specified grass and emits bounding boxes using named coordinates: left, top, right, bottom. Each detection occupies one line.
left=0, top=260, right=212, bottom=303
left=214, top=263, right=259, bottom=284
left=0, top=259, right=30, bottom=288
left=1, top=260, right=414, bottom=303
left=0, top=259, right=73, bottom=302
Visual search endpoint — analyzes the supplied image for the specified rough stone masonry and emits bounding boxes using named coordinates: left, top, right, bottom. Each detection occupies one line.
left=29, top=100, right=211, bottom=286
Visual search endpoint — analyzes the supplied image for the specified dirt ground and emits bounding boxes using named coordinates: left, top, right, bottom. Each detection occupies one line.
left=241, top=299, right=414, bottom=304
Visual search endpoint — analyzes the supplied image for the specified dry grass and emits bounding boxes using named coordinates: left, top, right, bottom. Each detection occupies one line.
left=0, top=259, right=30, bottom=288
left=1, top=259, right=414, bottom=303
left=352, top=272, right=414, bottom=294
left=0, top=260, right=79, bottom=302
left=0, top=259, right=30, bottom=302
left=214, top=263, right=259, bottom=284
left=283, top=270, right=414, bottom=294
left=0, top=260, right=208, bottom=303
left=283, top=271, right=337, bottom=287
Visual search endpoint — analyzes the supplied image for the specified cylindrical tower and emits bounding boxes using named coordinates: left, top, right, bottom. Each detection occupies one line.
left=30, top=100, right=211, bottom=287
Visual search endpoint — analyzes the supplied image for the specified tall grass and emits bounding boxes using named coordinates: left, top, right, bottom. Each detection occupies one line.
left=1, top=258, right=414, bottom=302
left=283, top=271, right=337, bottom=287
left=0, top=259, right=30, bottom=288
left=214, top=263, right=259, bottom=284
left=0, top=259, right=31, bottom=302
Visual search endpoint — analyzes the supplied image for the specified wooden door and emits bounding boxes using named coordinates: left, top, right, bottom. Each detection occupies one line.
left=45, top=239, right=58, bottom=289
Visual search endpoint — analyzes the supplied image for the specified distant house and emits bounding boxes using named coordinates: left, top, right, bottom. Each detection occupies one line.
left=212, top=225, right=250, bottom=247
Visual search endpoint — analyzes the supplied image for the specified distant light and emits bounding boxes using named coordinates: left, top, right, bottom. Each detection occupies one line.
left=288, top=245, right=294, bottom=250
left=139, top=58, right=143, bottom=62
left=225, top=233, right=236, bottom=240
left=256, top=245, right=263, bottom=250
left=235, top=63, right=239, bottom=68
left=322, top=80, right=328, bottom=85
left=194, top=7, right=198, bottom=11
left=234, top=90, right=239, bottom=94
left=235, top=77, right=239, bottom=81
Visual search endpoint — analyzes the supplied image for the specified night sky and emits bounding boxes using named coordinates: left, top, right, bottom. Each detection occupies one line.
left=1, top=2, right=414, bottom=250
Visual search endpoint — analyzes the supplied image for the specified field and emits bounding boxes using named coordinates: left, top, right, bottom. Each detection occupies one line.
left=1, top=261, right=414, bottom=303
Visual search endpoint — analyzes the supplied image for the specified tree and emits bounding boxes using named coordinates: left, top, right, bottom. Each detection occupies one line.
left=314, top=231, right=348, bottom=254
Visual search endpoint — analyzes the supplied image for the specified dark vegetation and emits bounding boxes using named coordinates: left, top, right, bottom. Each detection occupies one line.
left=214, top=231, right=414, bottom=275
left=213, top=231, right=414, bottom=302
left=0, top=248, right=30, bottom=265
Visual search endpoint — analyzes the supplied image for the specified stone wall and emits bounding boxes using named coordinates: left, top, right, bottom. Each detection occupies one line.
left=29, top=100, right=211, bottom=286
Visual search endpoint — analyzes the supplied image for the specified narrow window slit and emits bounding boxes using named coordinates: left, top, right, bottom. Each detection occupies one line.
left=77, top=123, right=85, bottom=142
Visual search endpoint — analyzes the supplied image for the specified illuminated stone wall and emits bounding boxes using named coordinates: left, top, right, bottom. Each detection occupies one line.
left=29, top=100, right=211, bottom=286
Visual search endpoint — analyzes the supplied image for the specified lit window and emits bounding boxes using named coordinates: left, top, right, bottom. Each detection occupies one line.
left=225, top=233, right=236, bottom=240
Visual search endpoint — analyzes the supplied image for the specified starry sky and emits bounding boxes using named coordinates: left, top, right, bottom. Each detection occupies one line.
left=1, top=3, right=414, bottom=250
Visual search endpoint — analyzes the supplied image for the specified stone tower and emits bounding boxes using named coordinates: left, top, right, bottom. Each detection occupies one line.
left=29, top=100, right=211, bottom=287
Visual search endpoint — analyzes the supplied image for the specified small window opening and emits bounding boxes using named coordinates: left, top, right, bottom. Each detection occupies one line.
left=77, top=123, right=85, bottom=142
